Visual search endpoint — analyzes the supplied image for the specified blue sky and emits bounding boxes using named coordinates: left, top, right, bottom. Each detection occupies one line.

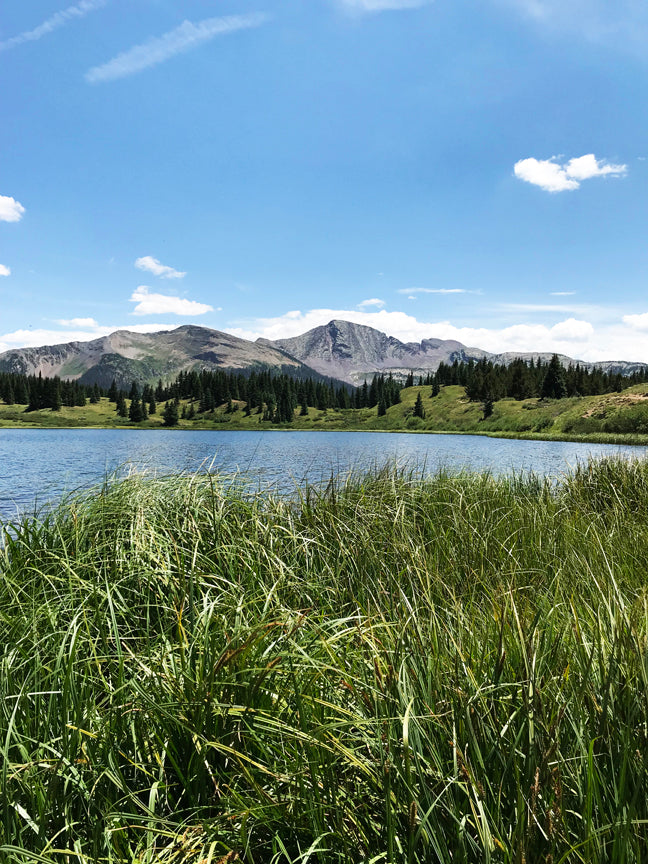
left=1, top=0, right=647, bottom=361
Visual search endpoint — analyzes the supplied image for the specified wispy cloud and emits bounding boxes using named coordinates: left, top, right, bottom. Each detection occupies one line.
left=497, top=0, right=648, bottom=46
left=135, top=255, right=186, bottom=280
left=357, top=298, right=385, bottom=308
left=337, top=0, right=431, bottom=12
left=514, top=154, right=627, bottom=192
left=86, top=13, right=268, bottom=84
left=550, top=291, right=576, bottom=296
left=0, top=0, right=107, bottom=53
left=398, top=287, right=468, bottom=295
left=0, top=265, right=10, bottom=277
left=0, top=195, right=26, bottom=222
left=130, top=286, right=213, bottom=316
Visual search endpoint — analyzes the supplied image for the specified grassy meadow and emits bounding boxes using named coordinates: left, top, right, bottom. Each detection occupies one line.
left=1, top=459, right=648, bottom=862
left=3, top=384, right=648, bottom=446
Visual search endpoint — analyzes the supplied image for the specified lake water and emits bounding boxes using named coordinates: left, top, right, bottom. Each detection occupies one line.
left=0, top=428, right=646, bottom=522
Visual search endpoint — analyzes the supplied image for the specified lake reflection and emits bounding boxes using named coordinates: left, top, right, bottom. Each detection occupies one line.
left=0, top=428, right=646, bottom=521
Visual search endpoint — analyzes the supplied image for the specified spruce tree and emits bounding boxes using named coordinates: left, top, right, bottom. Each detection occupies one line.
left=129, top=398, right=144, bottom=422
left=51, top=382, right=62, bottom=412
left=163, top=400, right=179, bottom=426
left=540, top=355, right=568, bottom=400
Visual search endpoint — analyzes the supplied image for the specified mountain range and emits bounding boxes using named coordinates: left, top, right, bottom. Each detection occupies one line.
left=0, top=319, right=646, bottom=388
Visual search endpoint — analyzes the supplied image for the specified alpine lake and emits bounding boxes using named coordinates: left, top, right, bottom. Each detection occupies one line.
left=1, top=427, right=646, bottom=522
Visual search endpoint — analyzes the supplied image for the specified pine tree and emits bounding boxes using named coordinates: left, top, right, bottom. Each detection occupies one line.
left=413, top=391, right=425, bottom=419
left=129, top=398, right=144, bottom=422
left=541, top=355, right=568, bottom=400
left=163, top=400, right=179, bottom=426
left=51, top=382, right=62, bottom=412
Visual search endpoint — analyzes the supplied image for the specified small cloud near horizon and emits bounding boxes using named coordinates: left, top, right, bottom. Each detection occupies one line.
left=0, top=265, right=11, bottom=277
left=398, top=287, right=468, bottom=295
left=357, top=298, right=385, bottom=309
left=514, top=154, right=627, bottom=192
left=622, top=312, right=648, bottom=332
left=56, top=317, right=100, bottom=327
left=135, top=255, right=186, bottom=279
left=130, top=286, right=213, bottom=316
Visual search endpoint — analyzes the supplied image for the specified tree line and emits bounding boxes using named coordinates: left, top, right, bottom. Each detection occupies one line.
left=427, top=356, right=648, bottom=404
left=3, top=354, right=646, bottom=424
left=0, top=366, right=403, bottom=422
left=0, top=372, right=105, bottom=411
left=115, top=369, right=403, bottom=425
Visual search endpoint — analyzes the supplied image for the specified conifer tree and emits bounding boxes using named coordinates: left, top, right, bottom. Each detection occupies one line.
left=541, top=355, right=568, bottom=400
left=163, top=400, right=179, bottom=426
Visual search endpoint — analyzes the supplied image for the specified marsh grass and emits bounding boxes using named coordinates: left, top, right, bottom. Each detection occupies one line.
left=1, top=460, right=647, bottom=862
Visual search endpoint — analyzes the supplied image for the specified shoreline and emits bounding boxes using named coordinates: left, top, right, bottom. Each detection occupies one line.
left=2, top=420, right=648, bottom=447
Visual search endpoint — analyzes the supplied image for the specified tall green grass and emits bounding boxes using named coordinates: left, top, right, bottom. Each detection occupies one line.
left=1, top=460, right=647, bottom=863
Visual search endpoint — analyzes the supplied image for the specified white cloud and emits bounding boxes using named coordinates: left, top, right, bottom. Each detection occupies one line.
left=565, top=154, right=627, bottom=181
left=0, top=0, right=107, bottom=52
left=549, top=318, right=595, bottom=342
left=357, top=298, right=385, bottom=308
left=86, top=13, right=268, bottom=83
left=550, top=291, right=576, bottom=296
left=135, top=255, right=186, bottom=279
left=0, top=322, right=180, bottom=354
left=3, top=306, right=648, bottom=364
left=225, top=306, right=648, bottom=363
left=0, top=195, right=26, bottom=222
left=130, top=286, right=213, bottom=316
left=337, top=0, right=430, bottom=12
left=398, top=287, right=468, bottom=295
left=514, top=154, right=627, bottom=192
left=0, top=265, right=10, bottom=277
left=622, top=312, right=648, bottom=332
left=56, top=317, right=100, bottom=327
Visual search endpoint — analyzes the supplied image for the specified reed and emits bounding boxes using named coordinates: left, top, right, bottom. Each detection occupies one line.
left=1, top=459, right=647, bottom=862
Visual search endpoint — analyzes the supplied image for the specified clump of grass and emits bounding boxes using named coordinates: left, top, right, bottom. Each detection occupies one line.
left=1, top=459, right=647, bottom=862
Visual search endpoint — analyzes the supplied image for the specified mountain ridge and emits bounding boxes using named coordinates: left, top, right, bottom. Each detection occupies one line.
left=0, top=320, right=646, bottom=388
